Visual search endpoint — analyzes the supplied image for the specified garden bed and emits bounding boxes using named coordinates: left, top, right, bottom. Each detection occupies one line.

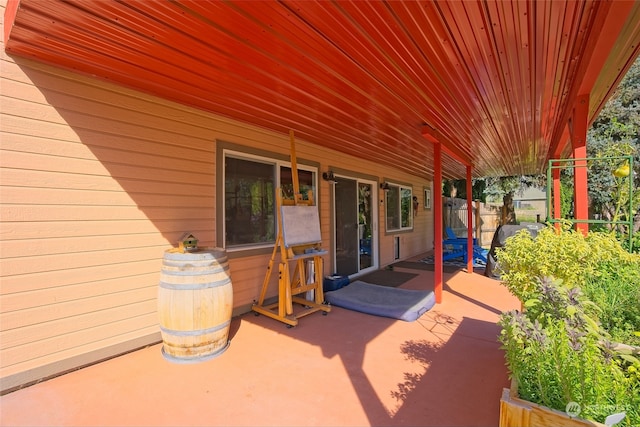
left=500, top=383, right=605, bottom=427
left=496, top=224, right=640, bottom=426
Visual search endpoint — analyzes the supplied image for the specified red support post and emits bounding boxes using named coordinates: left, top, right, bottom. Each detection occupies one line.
left=553, top=163, right=562, bottom=231
left=433, top=143, right=443, bottom=303
left=466, top=165, right=473, bottom=273
left=572, top=95, right=589, bottom=235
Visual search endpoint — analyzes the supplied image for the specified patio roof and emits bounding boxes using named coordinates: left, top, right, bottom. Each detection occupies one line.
left=4, top=0, right=640, bottom=179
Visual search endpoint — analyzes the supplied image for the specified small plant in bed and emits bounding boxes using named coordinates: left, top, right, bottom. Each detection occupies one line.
left=496, top=223, right=640, bottom=425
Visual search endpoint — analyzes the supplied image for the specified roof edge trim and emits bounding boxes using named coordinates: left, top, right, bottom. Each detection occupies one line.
left=3, top=0, right=20, bottom=47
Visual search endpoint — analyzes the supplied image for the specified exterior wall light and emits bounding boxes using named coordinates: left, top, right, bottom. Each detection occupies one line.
left=322, top=170, right=337, bottom=182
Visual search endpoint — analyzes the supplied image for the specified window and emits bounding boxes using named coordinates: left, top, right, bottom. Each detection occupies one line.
left=225, top=156, right=275, bottom=247
left=280, top=166, right=315, bottom=202
left=423, top=185, right=431, bottom=210
left=385, top=183, right=413, bottom=232
left=224, top=151, right=316, bottom=249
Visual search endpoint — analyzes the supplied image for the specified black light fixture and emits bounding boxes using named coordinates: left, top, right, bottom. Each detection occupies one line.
left=380, top=181, right=390, bottom=191
left=322, top=170, right=337, bottom=182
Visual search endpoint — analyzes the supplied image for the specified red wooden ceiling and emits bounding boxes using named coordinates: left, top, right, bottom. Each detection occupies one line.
left=4, top=0, right=640, bottom=179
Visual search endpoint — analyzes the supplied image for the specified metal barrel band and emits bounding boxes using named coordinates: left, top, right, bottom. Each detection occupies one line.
left=159, top=320, right=231, bottom=336
left=158, top=279, right=231, bottom=290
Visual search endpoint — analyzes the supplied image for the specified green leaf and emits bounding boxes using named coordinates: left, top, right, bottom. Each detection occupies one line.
left=584, top=315, right=600, bottom=333
left=620, top=354, right=640, bottom=364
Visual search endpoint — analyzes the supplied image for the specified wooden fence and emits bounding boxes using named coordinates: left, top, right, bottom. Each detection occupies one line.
left=443, top=197, right=502, bottom=247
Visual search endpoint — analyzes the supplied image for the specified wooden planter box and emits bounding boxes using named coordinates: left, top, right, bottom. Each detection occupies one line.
left=499, top=386, right=605, bottom=427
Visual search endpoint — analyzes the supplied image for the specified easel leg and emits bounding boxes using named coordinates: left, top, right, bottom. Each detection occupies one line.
left=280, top=262, right=294, bottom=316
left=314, top=256, right=325, bottom=304
left=256, top=238, right=280, bottom=306
left=292, top=259, right=304, bottom=292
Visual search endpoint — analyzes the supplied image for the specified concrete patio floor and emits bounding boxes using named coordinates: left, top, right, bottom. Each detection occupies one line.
left=0, top=258, right=519, bottom=427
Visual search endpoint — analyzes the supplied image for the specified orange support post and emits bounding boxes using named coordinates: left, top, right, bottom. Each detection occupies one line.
left=572, top=95, right=589, bottom=234
left=466, top=165, right=473, bottom=273
left=433, top=143, right=443, bottom=303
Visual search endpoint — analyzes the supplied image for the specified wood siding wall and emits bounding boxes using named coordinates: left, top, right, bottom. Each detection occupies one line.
left=1, top=3, right=433, bottom=393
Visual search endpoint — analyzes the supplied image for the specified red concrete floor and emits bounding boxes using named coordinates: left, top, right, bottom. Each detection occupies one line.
left=0, top=260, right=519, bottom=427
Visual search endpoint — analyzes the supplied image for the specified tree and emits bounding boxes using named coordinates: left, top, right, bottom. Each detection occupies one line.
left=443, top=175, right=544, bottom=224
left=587, top=56, right=640, bottom=232
left=442, top=178, right=486, bottom=202
left=483, top=175, right=545, bottom=224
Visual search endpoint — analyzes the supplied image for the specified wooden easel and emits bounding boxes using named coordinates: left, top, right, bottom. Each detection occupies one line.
left=251, top=131, right=331, bottom=327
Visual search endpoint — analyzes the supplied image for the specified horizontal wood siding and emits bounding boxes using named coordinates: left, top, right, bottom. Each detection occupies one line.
left=1, top=37, right=218, bottom=390
left=1, top=8, right=433, bottom=392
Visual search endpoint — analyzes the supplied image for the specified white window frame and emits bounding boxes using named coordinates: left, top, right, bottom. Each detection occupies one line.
left=385, top=183, right=414, bottom=232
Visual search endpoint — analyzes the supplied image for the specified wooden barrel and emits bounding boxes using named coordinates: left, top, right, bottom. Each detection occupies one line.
left=158, top=248, right=233, bottom=363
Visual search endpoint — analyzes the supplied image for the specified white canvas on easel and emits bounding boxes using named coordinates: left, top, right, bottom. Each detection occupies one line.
left=280, top=205, right=322, bottom=248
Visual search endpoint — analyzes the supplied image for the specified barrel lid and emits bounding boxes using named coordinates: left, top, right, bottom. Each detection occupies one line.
left=163, top=247, right=226, bottom=260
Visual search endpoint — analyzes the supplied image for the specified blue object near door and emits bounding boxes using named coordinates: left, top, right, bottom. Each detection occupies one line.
left=443, top=227, right=488, bottom=264
left=360, top=238, right=371, bottom=255
left=323, top=275, right=350, bottom=292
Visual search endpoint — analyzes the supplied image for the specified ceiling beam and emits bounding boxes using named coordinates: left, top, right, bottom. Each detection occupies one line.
left=421, top=125, right=472, bottom=168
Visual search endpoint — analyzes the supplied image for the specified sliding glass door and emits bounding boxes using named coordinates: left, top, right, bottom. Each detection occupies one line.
left=333, top=176, right=377, bottom=276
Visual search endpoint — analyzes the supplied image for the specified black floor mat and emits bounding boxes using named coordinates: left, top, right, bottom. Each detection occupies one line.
left=391, top=261, right=433, bottom=270
left=357, top=269, right=418, bottom=288
left=419, top=256, right=486, bottom=273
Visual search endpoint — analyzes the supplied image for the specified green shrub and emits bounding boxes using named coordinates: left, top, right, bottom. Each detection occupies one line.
left=497, top=224, right=640, bottom=424
left=620, top=232, right=640, bottom=254
left=497, top=223, right=640, bottom=345
left=582, top=232, right=640, bottom=346
left=497, top=224, right=592, bottom=301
